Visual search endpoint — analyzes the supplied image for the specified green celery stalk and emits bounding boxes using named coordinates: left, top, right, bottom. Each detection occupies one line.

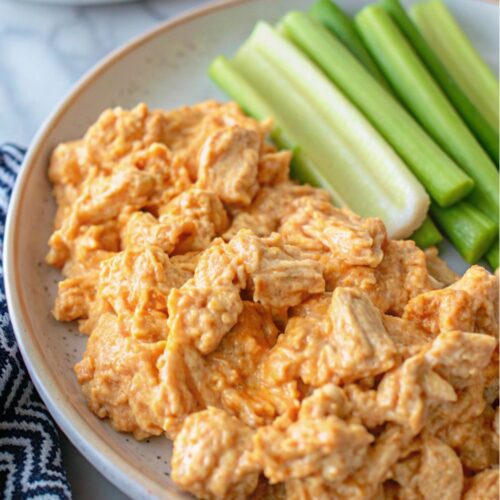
left=430, top=201, right=497, bottom=264
left=411, top=0, right=499, bottom=132
left=355, top=6, right=499, bottom=225
left=208, top=56, right=341, bottom=195
left=486, top=241, right=499, bottom=270
left=380, top=0, right=498, bottom=165
left=410, top=216, right=443, bottom=249
left=232, top=44, right=428, bottom=234
left=281, top=11, right=473, bottom=208
left=241, top=22, right=429, bottom=238
left=309, top=0, right=387, bottom=86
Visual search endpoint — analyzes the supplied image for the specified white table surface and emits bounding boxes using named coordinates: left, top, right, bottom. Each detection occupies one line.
left=0, top=0, right=207, bottom=498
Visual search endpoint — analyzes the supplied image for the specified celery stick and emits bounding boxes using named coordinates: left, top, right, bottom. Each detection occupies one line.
left=355, top=6, right=499, bottom=225
left=309, top=0, right=387, bottom=86
left=411, top=0, right=499, bottom=132
left=430, top=201, right=497, bottom=264
left=281, top=12, right=473, bottom=208
left=380, top=0, right=498, bottom=165
left=208, top=56, right=341, bottom=196
left=231, top=42, right=427, bottom=237
left=410, top=216, right=443, bottom=249
left=243, top=22, right=429, bottom=238
left=486, top=241, right=499, bottom=270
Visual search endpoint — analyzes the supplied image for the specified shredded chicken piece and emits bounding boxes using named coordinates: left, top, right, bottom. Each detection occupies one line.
left=417, top=435, right=463, bottom=500
left=424, top=247, right=459, bottom=286
left=382, top=315, right=432, bottom=359
left=53, top=272, right=99, bottom=322
left=197, top=125, right=260, bottom=206
left=377, top=352, right=456, bottom=435
left=333, top=240, right=438, bottom=315
left=451, top=265, right=499, bottom=337
left=280, top=198, right=386, bottom=268
left=121, top=210, right=195, bottom=254
left=263, top=288, right=396, bottom=389
left=440, top=406, right=498, bottom=471
left=250, top=387, right=373, bottom=484
left=328, top=287, right=397, bottom=382
left=463, top=468, right=499, bottom=499
left=257, top=151, right=291, bottom=186
left=229, top=230, right=325, bottom=309
left=74, top=313, right=166, bottom=439
left=424, top=330, right=497, bottom=384
left=403, top=265, right=499, bottom=337
left=47, top=101, right=499, bottom=500
left=96, top=245, right=191, bottom=341
left=172, top=408, right=260, bottom=500
left=224, top=184, right=330, bottom=240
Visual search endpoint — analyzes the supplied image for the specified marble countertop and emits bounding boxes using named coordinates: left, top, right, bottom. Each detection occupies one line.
left=0, top=0, right=206, bottom=144
left=0, top=1, right=207, bottom=498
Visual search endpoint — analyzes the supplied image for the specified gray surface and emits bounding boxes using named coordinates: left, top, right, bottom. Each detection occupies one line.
left=60, top=434, right=129, bottom=499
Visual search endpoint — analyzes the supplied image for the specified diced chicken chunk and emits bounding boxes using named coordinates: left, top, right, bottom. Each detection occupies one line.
left=382, top=315, right=432, bottom=359
left=463, top=469, right=499, bottom=500
left=297, top=384, right=350, bottom=421
left=280, top=199, right=386, bottom=268
left=356, top=426, right=411, bottom=490
left=344, top=384, right=386, bottom=429
left=167, top=239, right=244, bottom=354
left=424, top=247, right=459, bottom=286
left=404, top=265, right=499, bottom=337
left=425, top=331, right=496, bottom=384
left=82, top=103, right=164, bottom=168
left=160, top=188, right=228, bottom=249
left=97, top=245, right=191, bottom=341
left=168, top=282, right=243, bottom=354
left=74, top=314, right=166, bottom=439
left=257, top=151, right=291, bottom=186
left=53, top=272, right=98, bottom=322
left=451, top=265, right=499, bottom=337
left=328, top=287, right=397, bottom=382
left=208, top=302, right=278, bottom=381
left=417, top=435, right=463, bottom=500
left=229, top=230, right=325, bottom=309
left=251, top=387, right=373, bottom=484
left=440, top=407, right=498, bottom=471
left=172, top=408, right=259, bottom=500
left=377, top=353, right=456, bottom=435
left=334, top=240, right=438, bottom=315
left=49, top=140, right=86, bottom=188
left=121, top=211, right=195, bottom=254
left=403, top=288, right=475, bottom=337
left=197, top=126, right=260, bottom=206
left=161, top=100, right=268, bottom=180
left=263, top=288, right=397, bottom=388
left=224, top=184, right=330, bottom=240
left=262, top=313, right=333, bottom=388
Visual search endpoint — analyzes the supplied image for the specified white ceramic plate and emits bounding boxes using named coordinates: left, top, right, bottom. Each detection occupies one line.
left=4, top=0, right=498, bottom=498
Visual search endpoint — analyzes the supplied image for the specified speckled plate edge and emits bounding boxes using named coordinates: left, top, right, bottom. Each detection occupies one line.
left=3, top=1, right=254, bottom=498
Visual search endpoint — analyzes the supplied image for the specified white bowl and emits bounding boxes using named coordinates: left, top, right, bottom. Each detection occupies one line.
left=4, top=0, right=498, bottom=497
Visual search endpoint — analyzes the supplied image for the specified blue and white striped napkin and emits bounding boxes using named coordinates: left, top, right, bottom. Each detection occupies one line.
left=0, top=144, right=71, bottom=500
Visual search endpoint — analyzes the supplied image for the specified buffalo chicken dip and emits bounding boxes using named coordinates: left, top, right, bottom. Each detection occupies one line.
left=47, top=101, right=499, bottom=499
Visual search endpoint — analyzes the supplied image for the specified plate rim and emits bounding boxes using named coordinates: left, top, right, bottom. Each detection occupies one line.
left=3, top=0, right=255, bottom=498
